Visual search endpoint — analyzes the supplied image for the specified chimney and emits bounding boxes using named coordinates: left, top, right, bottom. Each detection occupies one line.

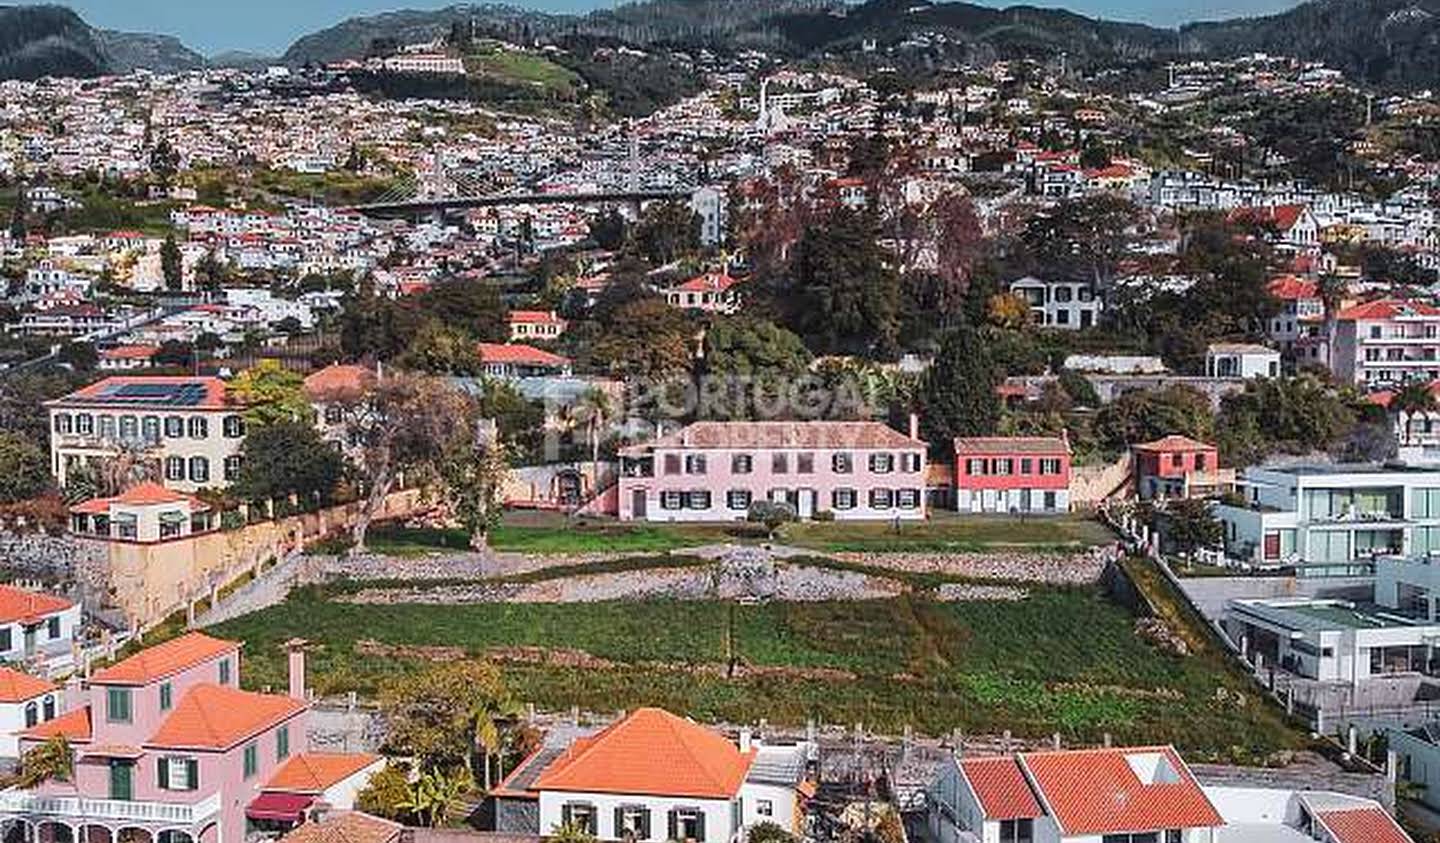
left=909, top=412, right=920, bottom=441
left=739, top=727, right=753, bottom=754
left=286, top=638, right=308, bottom=701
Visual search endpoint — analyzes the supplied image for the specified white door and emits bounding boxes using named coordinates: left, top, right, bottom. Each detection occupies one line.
left=798, top=489, right=816, bottom=519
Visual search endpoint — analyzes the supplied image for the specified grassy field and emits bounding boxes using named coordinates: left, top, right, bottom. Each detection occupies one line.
left=464, top=47, right=582, bottom=97
left=777, top=514, right=1116, bottom=552
left=214, top=574, right=1300, bottom=759
left=356, top=513, right=1115, bottom=556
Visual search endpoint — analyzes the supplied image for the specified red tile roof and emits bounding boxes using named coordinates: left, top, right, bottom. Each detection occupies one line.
left=148, top=683, right=306, bottom=750
left=960, top=757, right=1042, bottom=821
left=1316, top=807, right=1412, bottom=843
left=1019, top=746, right=1221, bottom=836
left=672, top=272, right=740, bottom=294
left=1336, top=298, right=1440, bottom=321
left=0, top=666, right=56, bottom=703
left=508, top=310, right=564, bottom=324
left=70, top=482, right=210, bottom=515
left=48, top=376, right=229, bottom=410
left=22, top=706, right=91, bottom=743
left=91, top=631, right=238, bottom=685
left=955, top=436, right=1069, bottom=456
left=478, top=343, right=571, bottom=367
left=277, top=811, right=402, bottom=843
left=100, top=345, right=159, bottom=361
left=1266, top=275, right=1318, bottom=300
left=0, top=585, right=72, bottom=625
left=533, top=707, right=755, bottom=798
left=1227, top=204, right=1308, bottom=232
left=1133, top=435, right=1215, bottom=453
left=303, top=364, right=375, bottom=399
left=265, top=753, right=382, bottom=793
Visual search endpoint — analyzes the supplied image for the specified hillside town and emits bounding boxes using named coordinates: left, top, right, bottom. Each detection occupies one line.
left=7, top=4, right=1440, bottom=843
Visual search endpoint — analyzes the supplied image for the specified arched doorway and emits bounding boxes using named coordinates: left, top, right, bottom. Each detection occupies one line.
left=115, top=828, right=151, bottom=843
left=157, top=831, right=191, bottom=843
left=35, top=823, right=72, bottom=843
left=78, top=825, right=112, bottom=843
left=2, top=818, right=33, bottom=843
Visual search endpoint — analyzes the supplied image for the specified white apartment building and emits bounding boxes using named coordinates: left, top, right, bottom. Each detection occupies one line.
left=1205, top=343, right=1280, bottom=379
left=1224, top=597, right=1440, bottom=684
left=1330, top=298, right=1440, bottom=387
left=46, top=376, right=247, bottom=492
left=1215, top=462, right=1440, bottom=566
left=1008, top=276, right=1102, bottom=330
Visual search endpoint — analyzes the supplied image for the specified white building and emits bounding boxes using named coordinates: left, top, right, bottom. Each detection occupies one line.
left=1215, top=462, right=1440, bottom=566
left=1330, top=298, right=1440, bottom=388
left=690, top=185, right=730, bottom=247
left=494, top=707, right=815, bottom=841
left=0, top=667, right=61, bottom=759
left=1205, top=343, right=1280, bottom=379
left=1224, top=597, right=1440, bottom=684
left=1008, top=276, right=1102, bottom=330
left=0, top=585, right=80, bottom=672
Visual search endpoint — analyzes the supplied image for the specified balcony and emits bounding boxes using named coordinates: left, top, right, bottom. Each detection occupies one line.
left=0, top=790, right=221, bottom=826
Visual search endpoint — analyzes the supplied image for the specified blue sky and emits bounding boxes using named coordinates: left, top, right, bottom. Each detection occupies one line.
left=21, top=0, right=1303, bottom=56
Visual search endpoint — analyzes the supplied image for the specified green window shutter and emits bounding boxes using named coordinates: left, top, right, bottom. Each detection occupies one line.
left=695, top=812, right=706, bottom=842
left=160, top=683, right=172, bottom=711
left=157, top=758, right=169, bottom=790
left=187, top=759, right=199, bottom=790
left=277, top=726, right=289, bottom=760
left=561, top=804, right=573, bottom=829
left=243, top=743, right=258, bottom=779
left=614, top=807, right=624, bottom=838
left=667, top=811, right=678, bottom=841
left=640, top=809, right=651, bottom=840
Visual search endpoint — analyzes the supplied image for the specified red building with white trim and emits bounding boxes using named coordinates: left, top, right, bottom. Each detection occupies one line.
left=954, top=436, right=1071, bottom=514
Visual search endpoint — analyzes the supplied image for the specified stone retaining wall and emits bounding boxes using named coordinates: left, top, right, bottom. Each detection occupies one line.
left=832, top=545, right=1118, bottom=585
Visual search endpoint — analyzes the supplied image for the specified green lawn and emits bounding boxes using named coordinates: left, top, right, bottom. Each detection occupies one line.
left=464, top=47, right=581, bottom=96
left=213, top=579, right=1300, bottom=759
left=362, top=521, right=747, bottom=556
left=778, top=514, right=1116, bottom=552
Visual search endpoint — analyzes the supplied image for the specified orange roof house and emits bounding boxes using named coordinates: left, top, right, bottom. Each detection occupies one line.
left=147, top=683, right=306, bottom=750
left=91, top=631, right=239, bottom=685
left=0, top=666, right=56, bottom=704
left=1018, top=746, right=1222, bottom=837
left=264, top=752, right=383, bottom=794
left=0, top=584, right=73, bottom=626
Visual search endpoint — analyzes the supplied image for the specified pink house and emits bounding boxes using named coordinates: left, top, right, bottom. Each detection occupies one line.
left=0, top=632, right=371, bottom=843
left=1133, top=435, right=1225, bottom=500
left=618, top=421, right=927, bottom=521
left=954, top=436, right=1071, bottom=514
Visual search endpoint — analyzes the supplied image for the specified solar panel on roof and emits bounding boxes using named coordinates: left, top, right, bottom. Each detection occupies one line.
left=93, top=382, right=209, bottom=406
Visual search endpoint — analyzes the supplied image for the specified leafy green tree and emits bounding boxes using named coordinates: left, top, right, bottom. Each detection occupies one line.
left=787, top=205, right=900, bottom=357
left=1163, top=498, right=1223, bottom=556
left=440, top=431, right=510, bottom=552
left=590, top=298, right=694, bottom=380
left=702, top=318, right=811, bottom=379
left=152, top=340, right=195, bottom=369
left=1392, top=381, right=1437, bottom=446
left=747, top=822, right=797, bottom=843
left=631, top=200, right=700, bottom=265
left=56, top=341, right=97, bottom=372
left=478, top=379, right=546, bottom=460
left=1093, top=385, right=1215, bottom=457
left=573, top=386, right=613, bottom=483
left=1216, top=375, right=1360, bottom=466
left=16, top=736, right=72, bottom=789
left=1058, top=368, right=1100, bottom=408
left=1020, top=196, right=1136, bottom=291
left=379, top=660, right=517, bottom=771
left=234, top=421, right=345, bottom=508
left=590, top=209, right=626, bottom=251
left=355, top=764, right=412, bottom=821
left=549, top=823, right=598, bottom=843
left=398, top=767, right=473, bottom=828
left=161, top=235, right=183, bottom=292
left=231, top=360, right=310, bottom=427
left=398, top=320, right=483, bottom=375
left=917, top=326, right=1001, bottom=451
left=0, top=432, right=52, bottom=503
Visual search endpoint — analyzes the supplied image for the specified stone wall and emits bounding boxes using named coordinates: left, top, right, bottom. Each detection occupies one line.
left=0, top=529, right=92, bottom=581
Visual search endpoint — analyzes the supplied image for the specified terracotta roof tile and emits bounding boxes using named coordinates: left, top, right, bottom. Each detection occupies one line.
left=147, top=683, right=305, bottom=750
left=1018, top=746, right=1221, bottom=836
left=508, top=310, right=564, bottom=324
left=265, top=753, right=382, bottom=793
left=22, top=706, right=91, bottom=743
left=70, top=482, right=211, bottom=515
left=279, top=811, right=402, bottom=843
left=0, top=666, right=56, bottom=703
left=671, top=272, right=740, bottom=294
left=533, top=707, right=754, bottom=798
left=1133, top=435, right=1215, bottom=453
left=1316, top=807, right=1412, bottom=843
left=48, top=376, right=230, bottom=410
left=1336, top=298, right=1440, bottom=321
left=0, top=585, right=72, bottom=625
left=91, top=631, right=238, bottom=685
left=959, top=757, right=1042, bottom=820
left=304, top=364, right=375, bottom=399
left=478, top=343, right=571, bottom=367
left=1267, top=275, right=1318, bottom=300
left=955, top=437, right=1068, bottom=456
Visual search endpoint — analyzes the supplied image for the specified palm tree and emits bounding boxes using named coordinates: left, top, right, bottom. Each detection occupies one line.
left=573, top=387, right=613, bottom=499
left=471, top=694, right=523, bottom=790
left=17, top=736, right=72, bottom=788
left=1393, top=381, right=1438, bottom=446
left=398, top=767, right=473, bottom=827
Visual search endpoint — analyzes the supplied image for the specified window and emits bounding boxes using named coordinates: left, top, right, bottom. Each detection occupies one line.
left=160, top=456, right=184, bottom=482
left=159, top=512, right=185, bottom=540
left=46, top=616, right=59, bottom=639
left=223, top=415, right=245, bottom=438
left=243, top=742, right=258, bottom=779
left=107, top=687, right=132, bottom=723
left=999, top=818, right=1033, bottom=843
left=731, top=454, right=753, bottom=474
left=833, top=488, right=857, bottom=510
left=119, top=415, right=138, bottom=441
left=1020, top=458, right=1033, bottom=475
left=159, top=756, right=198, bottom=791
left=727, top=490, right=752, bottom=511
left=0, top=627, right=12, bottom=652
left=114, top=513, right=138, bottom=540
left=164, top=416, right=184, bottom=438
left=966, top=458, right=986, bottom=475
left=661, top=491, right=685, bottom=510
left=99, top=415, right=116, bottom=440
left=1054, top=286, right=1073, bottom=302
left=1100, top=835, right=1160, bottom=843
left=1039, top=458, right=1062, bottom=475
left=870, top=489, right=894, bottom=509
left=76, top=414, right=93, bottom=435
left=142, top=416, right=161, bottom=445
left=160, top=682, right=173, bottom=711
left=1196, top=453, right=1208, bottom=471
left=756, top=800, right=773, bottom=817
left=1165, top=832, right=1181, bottom=843
left=669, top=809, right=705, bottom=842
left=897, top=489, right=920, bottom=510
left=772, top=454, right=788, bottom=473
left=225, top=456, right=243, bottom=482
left=686, top=491, right=712, bottom=510
left=109, top=760, right=134, bottom=801
left=994, top=459, right=1013, bottom=476
left=663, top=455, right=682, bottom=475
left=560, top=803, right=596, bottom=835
left=685, top=455, right=707, bottom=475
left=797, top=453, right=815, bottom=474
left=24, top=702, right=37, bottom=728
left=869, top=454, right=894, bottom=474
left=42, top=695, right=54, bottom=721
left=187, top=417, right=208, bottom=439
left=218, top=658, right=232, bottom=685
left=276, top=725, right=290, bottom=760
left=833, top=453, right=853, bottom=474
left=54, top=414, right=72, bottom=434
left=616, top=806, right=651, bottom=840
left=324, top=405, right=343, bottom=424
left=189, top=457, right=210, bottom=484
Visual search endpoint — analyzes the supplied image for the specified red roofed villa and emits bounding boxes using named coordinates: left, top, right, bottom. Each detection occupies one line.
left=664, top=272, right=742, bottom=314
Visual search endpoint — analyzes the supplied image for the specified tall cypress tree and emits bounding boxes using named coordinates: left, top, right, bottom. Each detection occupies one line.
left=917, top=325, right=1001, bottom=452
